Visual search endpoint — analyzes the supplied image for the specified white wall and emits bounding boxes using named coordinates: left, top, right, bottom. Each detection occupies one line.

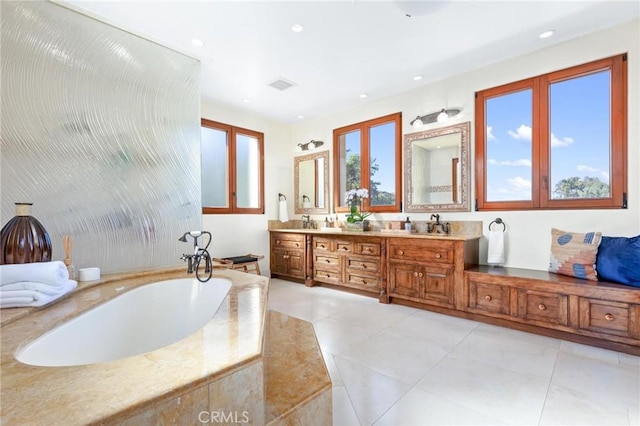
left=290, top=19, right=640, bottom=270
left=200, top=102, right=291, bottom=271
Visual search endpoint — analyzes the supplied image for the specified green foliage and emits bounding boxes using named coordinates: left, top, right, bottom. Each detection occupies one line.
left=345, top=151, right=394, bottom=205
left=553, top=176, right=610, bottom=199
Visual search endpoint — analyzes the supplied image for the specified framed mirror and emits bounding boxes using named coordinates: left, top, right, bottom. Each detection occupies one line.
left=404, top=121, right=470, bottom=212
left=294, top=150, right=330, bottom=214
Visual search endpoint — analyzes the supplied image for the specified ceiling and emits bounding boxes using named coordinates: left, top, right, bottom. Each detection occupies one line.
left=59, top=0, right=639, bottom=125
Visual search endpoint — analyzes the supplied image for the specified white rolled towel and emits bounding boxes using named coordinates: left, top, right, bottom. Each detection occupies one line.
left=487, top=229, right=505, bottom=265
left=279, top=199, right=289, bottom=223
left=1, top=281, right=72, bottom=295
left=0, top=261, right=68, bottom=287
left=0, top=279, right=77, bottom=308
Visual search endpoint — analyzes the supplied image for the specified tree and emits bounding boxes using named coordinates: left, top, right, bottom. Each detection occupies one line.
left=345, top=152, right=395, bottom=205
left=553, top=176, right=610, bottom=199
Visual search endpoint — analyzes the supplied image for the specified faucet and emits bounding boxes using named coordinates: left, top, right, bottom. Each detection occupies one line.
left=430, top=214, right=440, bottom=225
left=428, top=214, right=440, bottom=233
left=179, top=231, right=212, bottom=282
left=301, top=215, right=310, bottom=229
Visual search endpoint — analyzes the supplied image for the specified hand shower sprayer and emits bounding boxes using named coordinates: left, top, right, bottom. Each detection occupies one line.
left=179, top=230, right=213, bottom=282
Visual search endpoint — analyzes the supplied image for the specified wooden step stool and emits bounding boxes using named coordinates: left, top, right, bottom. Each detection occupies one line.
left=215, top=254, right=264, bottom=275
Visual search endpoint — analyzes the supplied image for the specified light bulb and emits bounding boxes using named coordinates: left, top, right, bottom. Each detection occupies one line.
left=412, top=116, right=423, bottom=129
left=308, top=141, right=316, bottom=150
left=296, top=144, right=303, bottom=152
left=437, top=109, right=449, bottom=123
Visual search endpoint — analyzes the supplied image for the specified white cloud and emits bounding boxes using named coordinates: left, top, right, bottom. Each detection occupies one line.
left=507, top=176, right=532, bottom=190
left=600, top=171, right=610, bottom=181
left=551, top=133, right=574, bottom=147
left=577, top=165, right=598, bottom=172
left=507, top=124, right=532, bottom=141
left=487, top=126, right=495, bottom=141
left=487, top=158, right=531, bottom=167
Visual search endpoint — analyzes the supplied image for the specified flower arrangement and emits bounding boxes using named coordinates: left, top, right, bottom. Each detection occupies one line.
left=344, top=188, right=371, bottom=223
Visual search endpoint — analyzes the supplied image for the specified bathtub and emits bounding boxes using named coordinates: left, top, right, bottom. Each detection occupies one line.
left=15, top=277, right=232, bottom=367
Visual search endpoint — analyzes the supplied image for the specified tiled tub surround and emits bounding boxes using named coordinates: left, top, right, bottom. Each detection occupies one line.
left=0, top=269, right=331, bottom=425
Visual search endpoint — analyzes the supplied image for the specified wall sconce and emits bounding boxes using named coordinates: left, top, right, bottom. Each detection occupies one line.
left=410, top=107, right=461, bottom=129
left=296, top=140, right=324, bottom=152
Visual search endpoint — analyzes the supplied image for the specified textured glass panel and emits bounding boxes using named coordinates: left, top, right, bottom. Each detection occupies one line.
left=201, top=127, right=229, bottom=207
left=368, top=121, right=396, bottom=206
left=485, top=89, right=533, bottom=201
left=1, top=2, right=201, bottom=273
left=235, top=133, right=260, bottom=208
left=550, top=71, right=611, bottom=199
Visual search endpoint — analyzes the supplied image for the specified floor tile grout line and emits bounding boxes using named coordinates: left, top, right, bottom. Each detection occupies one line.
left=537, top=344, right=561, bottom=426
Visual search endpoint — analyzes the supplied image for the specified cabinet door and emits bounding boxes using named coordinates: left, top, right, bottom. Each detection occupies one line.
left=272, top=250, right=289, bottom=275
left=388, top=263, right=420, bottom=298
left=288, top=250, right=305, bottom=279
left=421, top=265, right=454, bottom=306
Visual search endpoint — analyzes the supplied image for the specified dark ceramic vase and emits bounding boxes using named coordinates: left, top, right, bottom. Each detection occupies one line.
left=0, top=203, right=52, bottom=264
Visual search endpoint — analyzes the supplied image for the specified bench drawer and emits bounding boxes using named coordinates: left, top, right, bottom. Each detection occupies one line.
left=467, top=280, right=511, bottom=316
left=517, top=290, right=568, bottom=326
left=579, top=298, right=636, bottom=338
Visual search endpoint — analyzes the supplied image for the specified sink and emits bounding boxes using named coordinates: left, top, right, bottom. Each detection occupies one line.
left=320, top=227, right=342, bottom=232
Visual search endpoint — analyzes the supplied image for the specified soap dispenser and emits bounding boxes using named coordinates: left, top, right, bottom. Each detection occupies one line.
left=404, top=216, right=412, bottom=232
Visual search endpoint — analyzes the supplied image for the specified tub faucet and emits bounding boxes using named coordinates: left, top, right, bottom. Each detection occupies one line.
left=179, top=231, right=212, bottom=282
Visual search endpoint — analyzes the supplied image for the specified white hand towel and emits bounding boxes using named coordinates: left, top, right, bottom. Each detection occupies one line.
left=487, top=229, right=505, bottom=265
left=0, top=261, right=68, bottom=287
left=279, top=199, right=289, bottom=223
left=0, top=279, right=77, bottom=308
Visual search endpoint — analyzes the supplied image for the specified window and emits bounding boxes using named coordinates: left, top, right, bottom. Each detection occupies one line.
left=201, top=119, right=264, bottom=214
left=333, top=112, right=402, bottom=213
left=475, top=54, right=627, bottom=210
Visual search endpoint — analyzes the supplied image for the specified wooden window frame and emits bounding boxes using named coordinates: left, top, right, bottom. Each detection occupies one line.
left=201, top=118, right=264, bottom=214
left=475, top=54, right=627, bottom=211
left=333, top=112, right=402, bottom=214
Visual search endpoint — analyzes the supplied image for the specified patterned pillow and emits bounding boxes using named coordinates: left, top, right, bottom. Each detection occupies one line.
left=549, top=228, right=602, bottom=281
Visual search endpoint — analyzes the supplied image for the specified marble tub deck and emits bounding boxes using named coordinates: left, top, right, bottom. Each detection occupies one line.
left=0, top=268, right=331, bottom=425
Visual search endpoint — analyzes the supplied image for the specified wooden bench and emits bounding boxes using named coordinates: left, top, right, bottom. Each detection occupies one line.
left=463, top=265, right=640, bottom=355
left=214, top=254, right=264, bottom=275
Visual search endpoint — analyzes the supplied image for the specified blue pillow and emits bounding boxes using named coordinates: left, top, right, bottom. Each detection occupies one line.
left=595, top=235, right=640, bottom=287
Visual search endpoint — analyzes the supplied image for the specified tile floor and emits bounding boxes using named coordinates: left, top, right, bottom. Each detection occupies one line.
left=267, top=279, right=640, bottom=426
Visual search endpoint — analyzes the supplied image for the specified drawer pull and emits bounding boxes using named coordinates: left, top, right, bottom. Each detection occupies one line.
left=325, top=259, right=330, bottom=263
left=398, top=250, right=404, bottom=255
left=361, top=279, right=367, bottom=284
left=320, top=244, right=325, bottom=248
left=538, top=304, right=547, bottom=311
left=361, top=263, right=367, bottom=268
left=276, top=241, right=281, bottom=245
left=325, top=274, right=331, bottom=278
left=413, top=272, right=418, bottom=277
left=296, top=243, right=299, bottom=247
left=418, top=272, right=424, bottom=278
left=605, top=313, right=614, bottom=321
left=342, top=247, right=348, bottom=251
left=435, top=253, right=442, bottom=259
left=485, top=295, right=492, bottom=301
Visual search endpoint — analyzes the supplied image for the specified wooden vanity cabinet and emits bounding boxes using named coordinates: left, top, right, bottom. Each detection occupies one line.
left=388, top=239, right=456, bottom=309
left=270, top=232, right=307, bottom=282
left=312, top=235, right=383, bottom=296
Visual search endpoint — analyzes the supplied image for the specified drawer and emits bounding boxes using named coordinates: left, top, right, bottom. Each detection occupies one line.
left=388, top=239, right=453, bottom=264
left=579, top=297, right=632, bottom=337
left=314, top=254, right=340, bottom=269
left=346, top=257, right=379, bottom=275
left=345, top=272, right=379, bottom=292
left=335, top=240, right=353, bottom=254
left=272, top=234, right=304, bottom=250
left=467, top=280, right=510, bottom=316
left=355, top=241, right=381, bottom=257
left=518, top=290, right=568, bottom=326
left=314, top=268, right=341, bottom=284
left=313, top=237, right=332, bottom=252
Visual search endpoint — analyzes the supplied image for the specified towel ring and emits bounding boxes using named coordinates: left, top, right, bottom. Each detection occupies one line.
left=489, top=218, right=506, bottom=232
left=278, top=193, right=286, bottom=201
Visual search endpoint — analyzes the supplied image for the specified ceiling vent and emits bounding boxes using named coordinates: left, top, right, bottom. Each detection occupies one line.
left=268, top=77, right=296, bottom=91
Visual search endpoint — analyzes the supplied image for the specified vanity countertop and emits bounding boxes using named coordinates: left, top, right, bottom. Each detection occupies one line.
left=268, top=228, right=482, bottom=241
left=0, top=268, right=269, bottom=425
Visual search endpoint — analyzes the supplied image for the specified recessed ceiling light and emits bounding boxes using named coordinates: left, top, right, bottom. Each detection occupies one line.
left=297, top=115, right=304, bottom=119
left=242, top=99, right=250, bottom=103
left=191, top=39, right=204, bottom=47
left=539, top=30, right=554, bottom=39
left=413, top=75, right=423, bottom=81
left=359, top=94, right=368, bottom=98
left=291, top=24, right=304, bottom=33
